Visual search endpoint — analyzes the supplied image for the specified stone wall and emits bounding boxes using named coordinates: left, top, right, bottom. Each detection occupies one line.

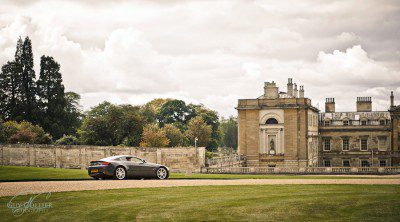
left=0, top=145, right=205, bottom=172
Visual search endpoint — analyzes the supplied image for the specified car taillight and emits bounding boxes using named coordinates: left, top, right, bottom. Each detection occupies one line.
left=100, top=162, right=110, bottom=166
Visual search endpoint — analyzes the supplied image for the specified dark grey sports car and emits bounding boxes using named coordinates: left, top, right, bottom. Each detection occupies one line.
left=88, top=155, right=169, bottom=180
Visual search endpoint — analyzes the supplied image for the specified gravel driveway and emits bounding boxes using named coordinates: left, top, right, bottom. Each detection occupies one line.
left=1, top=178, right=400, bottom=197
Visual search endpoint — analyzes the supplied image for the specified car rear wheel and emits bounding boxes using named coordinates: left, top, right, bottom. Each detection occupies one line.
left=114, top=167, right=126, bottom=180
left=156, top=167, right=168, bottom=180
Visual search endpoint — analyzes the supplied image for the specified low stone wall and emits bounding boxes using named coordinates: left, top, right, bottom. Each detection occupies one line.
left=0, top=144, right=205, bottom=173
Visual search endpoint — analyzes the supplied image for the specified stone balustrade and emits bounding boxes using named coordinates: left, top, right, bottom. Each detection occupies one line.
left=202, top=166, right=400, bottom=175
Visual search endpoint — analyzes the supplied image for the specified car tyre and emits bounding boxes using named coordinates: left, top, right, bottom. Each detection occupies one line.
left=156, top=167, right=168, bottom=180
left=114, top=166, right=126, bottom=180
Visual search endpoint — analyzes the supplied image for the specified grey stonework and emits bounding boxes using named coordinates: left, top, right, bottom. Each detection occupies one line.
left=0, top=144, right=205, bottom=173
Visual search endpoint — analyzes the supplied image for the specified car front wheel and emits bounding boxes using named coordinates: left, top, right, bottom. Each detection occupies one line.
left=114, top=167, right=126, bottom=180
left=156, top=167, right=168, bottom=180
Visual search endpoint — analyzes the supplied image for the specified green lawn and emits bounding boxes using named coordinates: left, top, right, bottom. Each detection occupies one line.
left=0, top=166, right=393, bottom=181
left=0, top=185, right=399, bottom=221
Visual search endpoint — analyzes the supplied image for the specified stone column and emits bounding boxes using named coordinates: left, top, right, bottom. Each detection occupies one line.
left=29, top=146, right=35, bottom=166
left=260, top=129, right=264, bottom=154
left=263, top=129, right=267, bottom=153
left=156, top=149, right=162, bottom=164
left=0, top=146, right=3, bottom=166
left=80, top=147, right=86, bottom=169
left=55, top=147, right=61, bottom=168
left=275, top=131, right=279, bottom=154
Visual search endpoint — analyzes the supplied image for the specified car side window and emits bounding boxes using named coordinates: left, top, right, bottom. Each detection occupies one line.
left=126, top=157, right=143, bottom=163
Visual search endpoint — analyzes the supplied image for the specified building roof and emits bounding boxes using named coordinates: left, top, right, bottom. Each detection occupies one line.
left=257, top=92, right=295, bottom=99
left=320, top=111, right=390, bottom=121
left=389, top=105, right=400, bottom=112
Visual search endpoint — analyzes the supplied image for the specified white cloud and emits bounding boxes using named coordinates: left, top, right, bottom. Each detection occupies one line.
left=0, top=0, right=399, bottom=117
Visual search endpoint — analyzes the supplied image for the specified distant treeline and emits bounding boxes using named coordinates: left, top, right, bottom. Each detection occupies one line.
left=0, top=37, right=237, bottom=150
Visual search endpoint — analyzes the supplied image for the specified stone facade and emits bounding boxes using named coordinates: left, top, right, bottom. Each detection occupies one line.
left=0, top=144, right=205, bottom=172
left=389, top=94, right=400, bottom=165
left=237, top=78, right=400, bottom=167
left=237, top=78, right=319, bottom=167
left=319, top=109, right=392, bottom=167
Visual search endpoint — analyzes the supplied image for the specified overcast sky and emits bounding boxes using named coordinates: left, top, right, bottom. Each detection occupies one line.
left=0, top=0, right=399, bottom=117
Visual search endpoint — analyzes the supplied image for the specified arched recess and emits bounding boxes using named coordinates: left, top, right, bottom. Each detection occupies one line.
left=260, top=112, right=283, bottom=125
left=266, top=118, right=278, bottom=124
left=259, top=111, right=284, bottom=155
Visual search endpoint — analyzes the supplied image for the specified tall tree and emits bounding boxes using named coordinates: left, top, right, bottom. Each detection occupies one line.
left=190, top=104, right=220, bottom=149
left=0, top=62, right=20, bottom=121
left=163, top=123, right=186, bottom=147
left=140, top=98, right=171, bottom=124
left=36, top=55, right=67, bottom=139
left=79, top=102, right=144, bottom=146
left=219, top=117, right=238, bottom=149
left=185, top=116, right=212, bottom=147
left=0, top=37, right=24, bottom=121
left=64, top=92, right=83, bottom=135
left=15, top=37, right=23, bottom=65
left=157, top=100, right=196, bottom=127
left=139, top=124, right=169, bottom=147
left=20, top=37, right=37, bottom=123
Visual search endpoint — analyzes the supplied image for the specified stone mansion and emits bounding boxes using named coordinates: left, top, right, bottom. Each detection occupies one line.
left=237, top=78, right=400, bottom=167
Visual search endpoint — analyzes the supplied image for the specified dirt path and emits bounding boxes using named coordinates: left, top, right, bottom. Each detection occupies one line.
left=1, top=178, right=400, bottom=197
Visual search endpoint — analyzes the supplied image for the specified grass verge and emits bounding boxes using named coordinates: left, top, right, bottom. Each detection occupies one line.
left=0, top=185, right=399, bottom=221
left=0, top=166, right=394, bottom=182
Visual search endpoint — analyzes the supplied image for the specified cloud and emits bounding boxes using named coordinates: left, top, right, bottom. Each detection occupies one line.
left=0, top=0, right=399, bottom=117
left=336, top=32, right=360, bottom=43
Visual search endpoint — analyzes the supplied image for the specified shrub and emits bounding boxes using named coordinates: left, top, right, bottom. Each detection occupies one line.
left=0, top=121, right=52, bottom=144
left=55, top=135, right=80, bottom=145
left=205, top=150, right=213, bottom=159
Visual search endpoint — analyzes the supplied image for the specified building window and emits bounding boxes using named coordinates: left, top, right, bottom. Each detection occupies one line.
left=379, top=160, right=387, bottom=167
left=361, top=120, right=367, bottom=126
left=379, top=119, right=386, bottom=125
left=343, top=160, right=350, bottom=167
left=343, top=120, right=349, bottom=126
left=324, top=160, right=331, bottom=167
left=361, top=160, right=370, bottom=167
left=378, top=137, right=387, bottom=151
left=324, top=120, right=331, bottom=126
left=360, top=139, right=368, bottom=151
left=342, top=138, right=349, bottom=151
left=266, top=118, right=278, bottom=124
left=323, top=139, right=331, bottom=151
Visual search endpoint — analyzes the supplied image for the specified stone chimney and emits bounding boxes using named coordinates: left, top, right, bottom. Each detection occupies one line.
left=299, top=86, right=304, bottom=98
left=287, top=78, right=293, bottom=97
left=391, top=91, right=394, bottom=108
left=356, top=97, right=372, bottom=112
left=264, top=81, right=279, bottom=99
left=325, top=98, right=335, bottom=113
left=294, top=83, right=298, bottom=98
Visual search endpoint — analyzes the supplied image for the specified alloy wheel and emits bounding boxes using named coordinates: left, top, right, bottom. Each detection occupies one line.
left=157, top=168, right=167, bottom=179
left=115, top=167, right=126, bottom=180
